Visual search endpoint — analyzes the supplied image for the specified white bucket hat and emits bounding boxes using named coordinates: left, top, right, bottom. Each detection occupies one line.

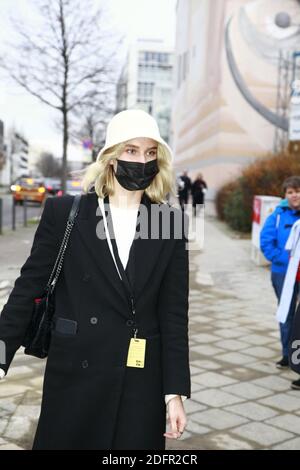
left=96, top=109, right=173, bottom=162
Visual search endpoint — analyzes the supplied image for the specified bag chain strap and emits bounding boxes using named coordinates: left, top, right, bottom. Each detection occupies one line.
left=44, top=197, right=80, bottom=295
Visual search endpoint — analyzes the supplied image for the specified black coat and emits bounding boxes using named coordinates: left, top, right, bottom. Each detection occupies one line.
left=191, top=179, right=207, bottom=205
left=0, top=191, right=191, bottom=450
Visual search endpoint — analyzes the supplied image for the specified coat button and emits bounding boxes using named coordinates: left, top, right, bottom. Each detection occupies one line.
left=82, top=274, right=91, bottom=282
left=90, top=317, right=98, bottom=325
left=81, top=360, right=89, bottom=369
left=126, top=319, right=134, bottom=327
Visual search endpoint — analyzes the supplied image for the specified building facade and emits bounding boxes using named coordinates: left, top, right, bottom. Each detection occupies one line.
left=172, top=0, right=300, bottom=196
left=116, top=39, right=174, bottom=143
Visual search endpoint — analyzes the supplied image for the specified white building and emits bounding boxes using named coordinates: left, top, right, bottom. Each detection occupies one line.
left=0, top=130, right=31, bottom=186
left=116, top=39, right=174, bottom=143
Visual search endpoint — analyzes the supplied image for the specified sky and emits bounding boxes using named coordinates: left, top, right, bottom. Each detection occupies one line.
left=0, top=0, right=177, bottom=162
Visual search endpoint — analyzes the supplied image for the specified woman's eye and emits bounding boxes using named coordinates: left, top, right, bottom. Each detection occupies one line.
left=126, top=148, right=136, bottom=154
left=147, top=151, right=157, bottom=157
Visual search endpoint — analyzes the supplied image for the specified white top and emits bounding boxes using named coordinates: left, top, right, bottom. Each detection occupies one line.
left=110, top=204, right=139, bottom=270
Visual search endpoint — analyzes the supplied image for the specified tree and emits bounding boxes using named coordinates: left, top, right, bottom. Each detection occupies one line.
left=70, top=94, right=115, bottom=162
left=0, top=0, right=121, bottom=192
left=36, top=152, right=62, bottom=177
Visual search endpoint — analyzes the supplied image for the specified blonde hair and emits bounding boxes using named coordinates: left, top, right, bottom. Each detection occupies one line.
left=80, top=141, right=176, bottom=203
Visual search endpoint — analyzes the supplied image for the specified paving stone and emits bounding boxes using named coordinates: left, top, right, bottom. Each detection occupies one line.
left=191, top=345, right=226, bottom=356
left=246, top=361, right=280, bottom=374
left=0, top=384, right=31, bottom=398
left=252, top=376, right=294, bottom=392
left=14, top=405, right=40, bottom=420
left=185, top=420, right=211, bottom=435
left=190, top=315, right=213, bottom=324
left=190, top=359, right=220, bottom=370
left=221, top=382, right=272, bottom=400
left=239, top=334, right=275, bottom=346
left=4, top=416, right=32, bottom=440
left=219, top=352, right=257, bottom=366
left=0, top=418, right=8, bottom=434
left=266, top=414, right=300, bottom=434
left=0, top=443, right=25, bottom=450
left=193, top=371, right=237, bottom=388
left=193, top=389, right=245, bottom=407
left=225, top=402, right=278, bottom=421
left=259, top=393, right=300, bottom=412
left=241, top=346, right=276, bottom=359
left=272, top=437, right=300, bottom=450
left=8, top=366, right=33, bottom=378
left=192, top=408, right=248, bottom=430
left=214, top=339, right=250, bottom=351
left=209, top=433, right=254, bottom=450
left=231, top=422, right=293, bottom=447
left=184, top=399, right=207, bottom=414
left=214, top=329, right=246, bottom=339
left=191, top=382, right=205, bottom=393
left=193, top=333, right=220, bottom=343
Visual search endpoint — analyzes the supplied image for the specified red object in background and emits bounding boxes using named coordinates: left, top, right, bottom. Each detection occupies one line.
left=34, top=298, right=42, bottom=304
left=296, top=263, right=300, bottom=282
left=253, top=197, right=262, bottom=224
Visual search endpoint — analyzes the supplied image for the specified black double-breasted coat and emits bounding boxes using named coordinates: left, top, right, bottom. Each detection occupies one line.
left=0, top=190, right=191, bottom=450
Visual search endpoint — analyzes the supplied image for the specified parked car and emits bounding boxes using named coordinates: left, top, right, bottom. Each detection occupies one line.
left=10, top=177, right=46, bottom=205
left=44, top=177, right=62, bottom=196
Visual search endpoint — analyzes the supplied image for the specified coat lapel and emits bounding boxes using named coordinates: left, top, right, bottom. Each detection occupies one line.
left=75, top=192, right=128, bottom=314
left=75, top=191, right=165, bottom=315
left=133, top=193, right=166, bottom=300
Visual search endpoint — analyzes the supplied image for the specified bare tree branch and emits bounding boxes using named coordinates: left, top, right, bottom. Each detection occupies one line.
left=0, top=0, right=121, bottom=191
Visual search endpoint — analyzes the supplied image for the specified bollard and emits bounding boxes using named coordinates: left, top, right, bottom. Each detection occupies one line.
left=0, top=198, right=2, bottom=235
left=23, top=196, right=27, bottom=227
left=12, top=197, right=16, bottom=231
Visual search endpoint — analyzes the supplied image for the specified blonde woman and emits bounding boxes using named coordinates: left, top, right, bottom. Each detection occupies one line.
left=0, top=109, right=191, bottom=450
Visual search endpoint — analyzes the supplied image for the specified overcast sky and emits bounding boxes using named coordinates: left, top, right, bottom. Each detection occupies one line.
left=0, top=0, right=177, bottom=161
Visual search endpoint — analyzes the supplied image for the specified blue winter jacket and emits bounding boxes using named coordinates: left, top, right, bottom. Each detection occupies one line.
left=260, top=199, right=300, bottom=273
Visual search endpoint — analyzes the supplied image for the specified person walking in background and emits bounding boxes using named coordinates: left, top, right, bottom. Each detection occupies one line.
left=191, top=173, right=207, bottom=217
left=177, top=170, right=191, bottom=211
left=260, top=176, right=300, bottom=373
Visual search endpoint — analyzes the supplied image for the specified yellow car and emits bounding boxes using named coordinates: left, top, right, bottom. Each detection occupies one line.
left=11, top=177, right=46, bottom=205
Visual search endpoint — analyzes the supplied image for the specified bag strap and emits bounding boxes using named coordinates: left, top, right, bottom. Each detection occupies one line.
left=45, top=194, right=82, bottom=293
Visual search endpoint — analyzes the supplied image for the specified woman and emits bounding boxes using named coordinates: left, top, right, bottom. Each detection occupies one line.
left=0, top=109, right=191, bottom=450
left=191, top=173, right=207, bottom=217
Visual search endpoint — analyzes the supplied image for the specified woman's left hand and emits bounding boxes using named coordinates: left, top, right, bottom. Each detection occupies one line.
left=164, top=396, right=187, bottom=439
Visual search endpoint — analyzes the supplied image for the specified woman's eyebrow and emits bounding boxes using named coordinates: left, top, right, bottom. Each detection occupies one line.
left=125, top=145, right=158, bottom=150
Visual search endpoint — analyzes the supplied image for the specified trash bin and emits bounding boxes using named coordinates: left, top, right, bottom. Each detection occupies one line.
left=251, top=195, right=282, bottom=266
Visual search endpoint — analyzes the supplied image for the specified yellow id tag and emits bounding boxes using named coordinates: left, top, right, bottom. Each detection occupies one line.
left=126, top=338, right=146, bottom=368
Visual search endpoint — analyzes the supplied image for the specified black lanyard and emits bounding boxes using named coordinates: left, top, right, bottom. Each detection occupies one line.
left=103, top=194, right=138, bottom=337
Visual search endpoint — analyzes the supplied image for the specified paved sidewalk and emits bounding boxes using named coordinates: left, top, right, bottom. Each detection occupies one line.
left=0, top=209, right=300, bottom=450
left=168, top=212, right=300, bottom=450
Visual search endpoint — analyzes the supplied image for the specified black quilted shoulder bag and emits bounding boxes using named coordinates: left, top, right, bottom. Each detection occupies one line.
left=22, top=194, right=81, bottom=358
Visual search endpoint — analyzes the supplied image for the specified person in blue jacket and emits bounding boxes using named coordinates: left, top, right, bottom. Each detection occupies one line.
left=260, top=176, right=300, bottom=389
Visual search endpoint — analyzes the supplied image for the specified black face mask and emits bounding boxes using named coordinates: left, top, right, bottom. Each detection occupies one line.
left=114, top=158, right=159, bottom=191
